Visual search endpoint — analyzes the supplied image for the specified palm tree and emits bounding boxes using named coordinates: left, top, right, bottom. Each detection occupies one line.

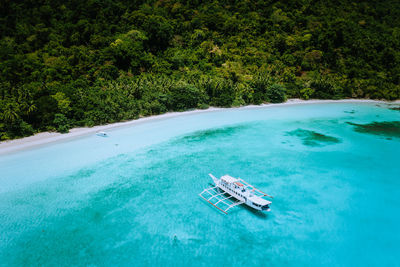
left=2, top=103, right=20, bottom=122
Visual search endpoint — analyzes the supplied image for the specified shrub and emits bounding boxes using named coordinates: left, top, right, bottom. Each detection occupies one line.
left=249, top=74, right=272, bottom=104
left=300, top=87, right=315, bottom=100
left=207, top=79, right=235, bottom=107
left=3, top=119, right=34, bottom=139
left=266, top=84, right=287, bottom=103
left=53, top=113, right=70, bottom=133
left=198, top=103, right=209, bottom=109
left=168, top=83, right=206, bottom=110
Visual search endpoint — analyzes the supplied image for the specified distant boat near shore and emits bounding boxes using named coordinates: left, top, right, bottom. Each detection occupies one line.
left=96, top=131, right=108, bottom=137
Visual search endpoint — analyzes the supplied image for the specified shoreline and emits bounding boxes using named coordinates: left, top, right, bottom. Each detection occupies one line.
left=0, top=99, right=398, bottom=155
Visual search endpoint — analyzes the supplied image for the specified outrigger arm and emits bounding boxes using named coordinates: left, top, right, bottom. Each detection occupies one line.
left=199, top=182, right=245, bottom=214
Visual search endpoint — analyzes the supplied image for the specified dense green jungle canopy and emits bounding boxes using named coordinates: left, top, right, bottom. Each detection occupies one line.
left=1, top=0, right=399, bottom=139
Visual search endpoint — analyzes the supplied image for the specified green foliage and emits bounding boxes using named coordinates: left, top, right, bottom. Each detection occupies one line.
left=249, top=73, right=274, bottom=104
left=168, top=83, right=206, bottom=111
left=0, top=118, right=34, bottom=140
left=207, top=79, right=236, bottom=107
left=53, top=113, right=69, bottom=133
left=51, top=92, right=71, bottom=114
left=300, top=88, right=315, bottom=100
left=108, top=30, right=149, bottom=73
left=266, top=84, right=287, bottom=103
left=0, top=0, right=399, bottom=139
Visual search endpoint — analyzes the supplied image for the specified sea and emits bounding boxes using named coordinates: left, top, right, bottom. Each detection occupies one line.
left=0, top=102, right=399, bottom=266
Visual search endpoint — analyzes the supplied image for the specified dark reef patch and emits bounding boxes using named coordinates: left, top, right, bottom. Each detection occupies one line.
left=344, top=110, right=356, bottom=114
left=178, top=124, right=249, bottom=143
left=347, top=121, right=400, bottom=138
left=389, top=106, right=400, bottom=111
left=285, top=129, right=341, bottom=147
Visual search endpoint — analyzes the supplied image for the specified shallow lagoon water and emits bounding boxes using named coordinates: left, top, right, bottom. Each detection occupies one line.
left=0, top=102, right=399, bottom=266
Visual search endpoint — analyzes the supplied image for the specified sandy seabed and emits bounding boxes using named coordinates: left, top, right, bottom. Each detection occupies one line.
left=0, top=99, right=397, bottom=155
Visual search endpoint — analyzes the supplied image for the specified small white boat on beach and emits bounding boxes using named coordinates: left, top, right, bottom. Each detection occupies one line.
left=199, top=174, right=273, bottom=214
left=96, top=131, right=108, bottom=137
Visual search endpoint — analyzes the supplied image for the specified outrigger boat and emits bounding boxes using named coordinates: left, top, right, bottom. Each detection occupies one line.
left=199, top=174, right=273, bottom=214
left=96, top=131, right=108, bottom=137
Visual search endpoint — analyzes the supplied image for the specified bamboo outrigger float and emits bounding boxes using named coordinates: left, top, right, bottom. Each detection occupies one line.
left=199, top=174, right=273, bottom=214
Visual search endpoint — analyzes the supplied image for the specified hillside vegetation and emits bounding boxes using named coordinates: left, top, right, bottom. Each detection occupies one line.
left=1, top=0, right=399, bottom=139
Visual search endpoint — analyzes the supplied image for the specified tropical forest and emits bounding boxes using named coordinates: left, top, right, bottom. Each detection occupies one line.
left=1, top=0, right=399, bottom=139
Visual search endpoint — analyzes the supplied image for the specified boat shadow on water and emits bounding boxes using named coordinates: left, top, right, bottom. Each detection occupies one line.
left=239, top=204, right=269, bottom=219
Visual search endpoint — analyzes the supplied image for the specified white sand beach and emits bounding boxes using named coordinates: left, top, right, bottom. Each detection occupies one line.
left=0, top=99, right=397, bottom=155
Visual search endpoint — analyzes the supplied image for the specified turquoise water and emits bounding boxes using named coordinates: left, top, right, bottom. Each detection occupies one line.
left=0, top=102, right=399, bottom=266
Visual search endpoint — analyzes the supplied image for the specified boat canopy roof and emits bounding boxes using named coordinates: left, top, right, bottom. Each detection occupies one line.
left=221, top=175, right=239, bottom=184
